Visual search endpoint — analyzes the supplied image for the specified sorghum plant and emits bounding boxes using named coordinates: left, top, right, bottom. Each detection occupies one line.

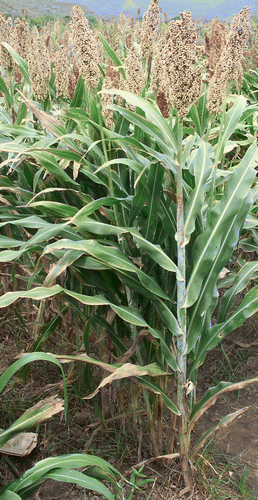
left=0, top=4, right=258, bottom=496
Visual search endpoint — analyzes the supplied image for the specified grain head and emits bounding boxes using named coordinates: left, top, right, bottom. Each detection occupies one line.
left=13, top=17, right=30, bottom=63
left=123, top=37, right=146, bottom=111
left=27, top=30, right=51, bottom=101
left=71, top=5, right=102, bottom=92
left=0, top=14, right=15, bottom=72
left=204, top=17, right=227, bottom=79
left=162, top=11, right=206, bottom=118
left=101, top=57, right=121, bottom=128
left=139, top=0, right=162, bottom=60
left=54, top=45, right=69, bottom=99
left=207, top=7, right=252, bottom=114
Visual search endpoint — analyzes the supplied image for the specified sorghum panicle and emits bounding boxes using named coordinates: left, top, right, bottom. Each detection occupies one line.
left=71, top=5, right=102, bottom=92
left=13, top=17, right=30, bottom=63
left=162, top=11, right=206, bottom=118
left=207, top=7, right=252, bottom=114
left=113, top=12, right=133, bottom=55
left=101, top=57, right=121, bottom=128
left=0, top=14, right=14, bottom=71
left=27, top=30, right=51, bottom=101
left=204, top=17, right=227, bottom=79
left=139, top=0, right=162, bottom=60
left=123, top=38, right=146, bottom=111
left=54, top=45, right=69, bottom=99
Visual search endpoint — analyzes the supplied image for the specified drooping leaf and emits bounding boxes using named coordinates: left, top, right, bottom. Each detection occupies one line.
left=0, top=397, right=64, bottom=448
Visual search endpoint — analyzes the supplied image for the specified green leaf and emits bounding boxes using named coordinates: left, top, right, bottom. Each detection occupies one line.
left=153, top=299, right=180, bottom=336
left=0, top=77, right=12, bottom=108
left=216, top=96, right=247, bottom=162
left=70, top=75, right=86, bottom=108
left=44, top=239, right=141, bottom=273
left=193, top=285, right=258, bottom=369
left=134, top=377, right=180, bottom=415
left=149, top=327, right=178, bottom=371
left=99, top=88, right=178, bottom=153
left=98, top=33, right=126, bottom=80
left=239, top=237, right=258, bottom=252
left=217, top=262, right=258, bottom=323
left=0, top=491, right=22, bottom=499
left=0, top=124, right=42, bottom=138
left=27, top=201, right=77, bottom=217
left=66, top=220, right=180, bottom=276
left=32, top=151, right=78, bottom=186
left=185, top=140, right=257, bottom=308
left=184, top=139, right=213, bottom=244
left=0, top=397, right=64, bottom=448
left=1, top=42, right=30, bottom=84
left=44, top=250, right=84, bottom=286
left=0, top=236, right=24, bottom=248
left=0, top=285, right=62, bottom=308
left=129, top=228, right=180, bottom=276
left=187, top=195, right=252, bottom=353
left=190, top=377, right=258, bottom=426
left=4, top=454, right=121, bottom=494
left=143, top=162, right=164, bottom=241
left=42, top=469, right=116, bottom=500
left=70, top=196, right=131, bottom=222
left=0, top=353, right=67, bottom=418
left=110, top=304, right=148, bottom=327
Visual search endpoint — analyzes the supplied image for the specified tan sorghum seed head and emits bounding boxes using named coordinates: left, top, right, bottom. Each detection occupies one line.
left=71, top=5, right=102, bottom=91
left=0, top=14, right=14, bottom=71
left=123, top=38, right=146, bottom=112
left=156, top=89, right=170, bottom=118
left=54, top=45, right=69, bottom=99
left=68, top=73, right=77, bottom=100
left=72, top=55, right=80, bottom=82
left=61, top=28, right=70, bottom=48
left=162, top=11, right=206, bottom=118
left=113, top=12, right=133, bottom=55
left=53, top=19, right=61, bottom=40
left=101, top=57, right=121, bottom=128
left=27, top=31, right=51, bottom=101
left=139, top=0, right=162, bottom=60
left=151, top=32, right=167, bottom=93
left=204, top=17, right=227, bottom=79
left=12, top=17, right=30, bottom=62
left=207, top=7, right=252, bottom=114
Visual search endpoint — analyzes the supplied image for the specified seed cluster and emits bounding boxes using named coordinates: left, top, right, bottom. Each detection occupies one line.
left=71, top=5, right=103, bottom=92
left=161, top=11, right=207, bottom=118
left=207, top=7, right=252, bottom=114
left=54, top=45, right=69, bottom=99
left=101, top=57, right=122, bottom=128
left=204, top=17, right=227, bottom=79
left=0, top=2, right=255, bottom=122
left=123, top=39, right=146, bottom=112
left=0, top=14, right=14, bottom=71
left=139, top=0, right=162, bottom=60
left=27, top=28, right=51, bottom=101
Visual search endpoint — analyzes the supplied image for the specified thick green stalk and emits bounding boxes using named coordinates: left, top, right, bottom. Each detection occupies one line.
left=176, top=117, right=191, bottom=489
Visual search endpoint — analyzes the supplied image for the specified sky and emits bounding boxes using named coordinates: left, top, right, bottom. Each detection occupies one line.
left=60, top=0, right=258, bottom=21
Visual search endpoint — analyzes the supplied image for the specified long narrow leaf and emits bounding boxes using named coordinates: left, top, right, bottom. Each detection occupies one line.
left=185, top=140, right=257, bottom=308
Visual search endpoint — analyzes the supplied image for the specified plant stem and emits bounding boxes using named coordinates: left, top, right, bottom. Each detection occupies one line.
left=176, top=117, right=192, bottom=489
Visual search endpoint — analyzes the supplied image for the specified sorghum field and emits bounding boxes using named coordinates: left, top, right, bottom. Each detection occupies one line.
left=0, top=2, right=258, bottom=499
